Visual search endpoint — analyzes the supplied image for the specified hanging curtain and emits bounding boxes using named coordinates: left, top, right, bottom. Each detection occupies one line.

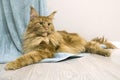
left=0, top=0, right=47, bottom=63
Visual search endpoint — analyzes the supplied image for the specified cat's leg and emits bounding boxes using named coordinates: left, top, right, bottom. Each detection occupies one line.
left=5, top=50, right=54, bottom=70
left=57, top=43, right=85, bottom=54
left=85, top=41, right=111, bottom=57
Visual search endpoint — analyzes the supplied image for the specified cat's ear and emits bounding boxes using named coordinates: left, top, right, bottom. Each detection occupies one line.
left=30, top=6, right=39, bottom=20
left=48, top=11, right=57, bottom=19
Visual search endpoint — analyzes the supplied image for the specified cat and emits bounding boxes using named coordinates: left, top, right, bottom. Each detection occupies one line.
left=5, top=7, right=116, bottom=70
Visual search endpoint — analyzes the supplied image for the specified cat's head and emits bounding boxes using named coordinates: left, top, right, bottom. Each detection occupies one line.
left=27, top=6, right=56, bottom=37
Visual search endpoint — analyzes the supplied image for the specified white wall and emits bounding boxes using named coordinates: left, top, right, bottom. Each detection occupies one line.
left=47, top=0, right=120, bottom=41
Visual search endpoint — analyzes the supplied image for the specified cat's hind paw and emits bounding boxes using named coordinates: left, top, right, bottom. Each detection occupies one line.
left=103, top=51, right=111, bottom=57
left=99, top=50, right=111, bottom=57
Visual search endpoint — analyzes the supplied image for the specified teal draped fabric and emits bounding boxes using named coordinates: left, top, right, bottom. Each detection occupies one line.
left=0, top=0, right=47, bottom=63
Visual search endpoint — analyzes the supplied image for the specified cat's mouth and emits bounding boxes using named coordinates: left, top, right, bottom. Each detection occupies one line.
left=41, top=32, right=48, bottom=37
left=41, top=31, right=52, bottom=37
left=36, top=30, right=52, bottom=37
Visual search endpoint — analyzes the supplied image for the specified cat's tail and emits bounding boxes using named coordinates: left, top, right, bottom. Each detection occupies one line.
left=91, top=36, right=117, bottom=49
left=85, top=41, right=111, bottom=57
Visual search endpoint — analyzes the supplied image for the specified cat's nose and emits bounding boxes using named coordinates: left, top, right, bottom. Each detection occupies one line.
left=45, top=27, right=49, bottom=30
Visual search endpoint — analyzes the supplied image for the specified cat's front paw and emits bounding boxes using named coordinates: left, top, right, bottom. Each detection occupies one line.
left=5, top=62, right=20, bottom=70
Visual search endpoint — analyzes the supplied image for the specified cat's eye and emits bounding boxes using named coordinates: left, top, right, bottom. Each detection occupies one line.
left=39, top=22, right=43, bottom=25
left=48, top=23, right=51, bottom=26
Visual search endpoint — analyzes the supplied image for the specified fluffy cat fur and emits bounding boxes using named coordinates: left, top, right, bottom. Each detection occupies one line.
left=5, top=7, right=116, bottom=70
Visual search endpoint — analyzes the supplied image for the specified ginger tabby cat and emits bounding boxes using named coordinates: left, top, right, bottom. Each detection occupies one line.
left=5, top=7, right=116, bottom=70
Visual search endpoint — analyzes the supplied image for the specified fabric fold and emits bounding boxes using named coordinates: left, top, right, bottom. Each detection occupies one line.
left=0, top=0, right=47, bottom=63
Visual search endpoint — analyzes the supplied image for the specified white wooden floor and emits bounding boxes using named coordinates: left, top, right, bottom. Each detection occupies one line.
left=0, top=49, right=120, bottom=80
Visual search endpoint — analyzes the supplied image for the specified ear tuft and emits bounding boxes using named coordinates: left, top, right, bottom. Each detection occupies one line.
left=52, top=11, right=57, bottom=15
left=48, top=11, right=57, bottom=19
